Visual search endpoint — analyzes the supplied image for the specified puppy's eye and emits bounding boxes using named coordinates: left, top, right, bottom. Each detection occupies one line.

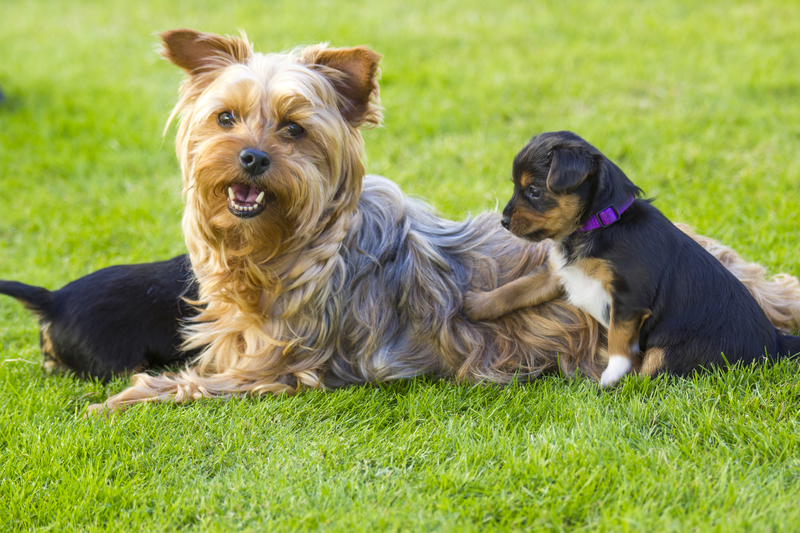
left=286, top=123, right=305, bottom=138
left=217, top=111, right=235, bottom=127
left=526, top=186, right=541, bottom=199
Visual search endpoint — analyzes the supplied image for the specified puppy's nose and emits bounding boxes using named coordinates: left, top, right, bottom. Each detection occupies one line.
left=239, top=148, right=270, bottom=176
left=501, top=216, right=511, bottom=229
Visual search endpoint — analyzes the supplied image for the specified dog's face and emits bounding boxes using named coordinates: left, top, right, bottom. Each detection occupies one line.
left=501, top=131, right=640, bottom=242
left=501, top=132, right=599, bottom=241
left=160, top=29, right=381, bottom=257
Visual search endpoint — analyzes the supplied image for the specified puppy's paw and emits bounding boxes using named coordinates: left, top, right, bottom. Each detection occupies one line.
left=463, top=290, right=501, bottom=321
left=599, top=355, right=632, bottom=388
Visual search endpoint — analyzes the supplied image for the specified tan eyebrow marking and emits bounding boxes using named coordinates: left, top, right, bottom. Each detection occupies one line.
left=520, top=173, right=534, bottom=188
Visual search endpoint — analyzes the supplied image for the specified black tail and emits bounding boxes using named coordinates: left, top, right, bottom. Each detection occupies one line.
left=778, top=334, right=800, bottom=358
left=0, top=280, right=53, bottom=316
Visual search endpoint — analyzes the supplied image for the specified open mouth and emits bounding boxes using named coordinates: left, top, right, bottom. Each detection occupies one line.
left=226, top=183, right=270, bottom=218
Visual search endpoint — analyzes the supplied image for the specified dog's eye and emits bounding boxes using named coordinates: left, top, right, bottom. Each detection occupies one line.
left=286, top=122, right=305, bottom=138
left=217, top=111, right=235, bottom=127
left=526, top=186, right=541, bottom=199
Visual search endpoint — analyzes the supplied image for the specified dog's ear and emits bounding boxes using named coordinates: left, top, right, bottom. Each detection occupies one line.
left=158, top=28, right=252, bottom=75
left=546, top=148, right=596, bottom=193
left=301, top=45, right=382, bottom=128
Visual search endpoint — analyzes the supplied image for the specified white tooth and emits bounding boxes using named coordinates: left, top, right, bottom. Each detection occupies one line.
left=228, top=187, right=235, bottom=200
left=256, top=191, right=265, bottom=204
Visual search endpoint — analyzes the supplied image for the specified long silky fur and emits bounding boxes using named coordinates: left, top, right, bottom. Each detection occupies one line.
left=93, top=33, right=800, bottom=411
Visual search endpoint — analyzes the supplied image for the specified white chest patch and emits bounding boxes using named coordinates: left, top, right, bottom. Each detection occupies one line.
left=549, top=248, right=612, bottom=328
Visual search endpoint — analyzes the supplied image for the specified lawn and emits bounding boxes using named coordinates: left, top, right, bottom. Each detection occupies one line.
left=1, top=0, right=800, bottom=531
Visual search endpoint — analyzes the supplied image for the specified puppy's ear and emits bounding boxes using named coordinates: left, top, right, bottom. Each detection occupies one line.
left=302, top=45, right=382, bottom=128
left=158, top=28, right=252, bottom=75
left=546, top=148, right=596, bottom=193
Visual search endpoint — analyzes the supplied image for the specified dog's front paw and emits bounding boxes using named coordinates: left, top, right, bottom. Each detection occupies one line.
left=463, top=290, right=499, bottom=321
left=599, top=355, right=633, bottom=388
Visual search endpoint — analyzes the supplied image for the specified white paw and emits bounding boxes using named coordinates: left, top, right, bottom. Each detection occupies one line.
left=599, top=355, right=632, bottom=388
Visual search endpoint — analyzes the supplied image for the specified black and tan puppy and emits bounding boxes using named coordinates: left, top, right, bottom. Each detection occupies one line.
left=0, top=255, right=199, bottom=380
left=464, top=131, right=800, bottom=386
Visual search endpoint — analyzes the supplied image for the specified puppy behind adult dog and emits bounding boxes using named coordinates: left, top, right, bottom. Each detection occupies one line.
left=0, top=255, right=199, bottom=379
left=464, top=131, right=800, bottom=386
left=89, top=30, right=800, bottom=413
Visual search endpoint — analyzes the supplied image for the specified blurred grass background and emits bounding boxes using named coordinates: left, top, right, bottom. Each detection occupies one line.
left=1, top=0, right=799, bottom=531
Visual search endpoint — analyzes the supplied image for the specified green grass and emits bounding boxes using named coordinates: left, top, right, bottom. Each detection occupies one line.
left=1, top=0, right=799, bottom=530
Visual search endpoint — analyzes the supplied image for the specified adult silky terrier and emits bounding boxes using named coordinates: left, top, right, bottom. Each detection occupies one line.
left=90, top=30, right=800, bottom=412
left=464, top=131, right=800, bottom=386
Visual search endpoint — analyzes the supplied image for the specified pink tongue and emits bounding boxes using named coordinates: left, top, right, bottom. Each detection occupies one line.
left=231, top=184, right=262, bottom=203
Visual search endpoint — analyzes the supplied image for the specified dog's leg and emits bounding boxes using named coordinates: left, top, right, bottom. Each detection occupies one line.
left=86, top=327, right=330, bottom=414
left=600, top=308, right=650, bottom=388
left=87, top=369, right=247, bottom=414
left=463, top=264, right=562, bottom=321
left=639, top=346, right=667, bottom=377
left=87, top=365, right=313, bottom=414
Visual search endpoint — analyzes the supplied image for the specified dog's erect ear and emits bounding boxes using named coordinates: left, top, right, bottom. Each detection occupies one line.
left=546, top=148, right=596, bottom=193
left=158, top=28, right=252, bottom=75
left=301, top=45, right=382, bottom=128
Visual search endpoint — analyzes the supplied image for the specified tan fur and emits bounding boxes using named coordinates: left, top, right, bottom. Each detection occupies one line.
left=463, top=257, right=615, bottom=322
left=159, top=28, right=253, bottom=76
left=463, top=265, right=562, bottom=321
left=301, top=45, right=382, bottom=127
left=574, top=258, right=614, bottom=289
left=640, top=347, right=667, bottom=376
left=508, top=195, right=582, bottom=241
left=39, top=323, right=68, bottom=374
left=520, top=173, right=535, bottom=189
left=607, top=310, right=651, bottom=362
left=88, top=32, right=800, bottom=414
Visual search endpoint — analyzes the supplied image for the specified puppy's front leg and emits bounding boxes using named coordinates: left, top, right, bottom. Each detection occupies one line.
left=600, top=308, right=651, bottom=387
left=463, top=264, right=562, bottom=321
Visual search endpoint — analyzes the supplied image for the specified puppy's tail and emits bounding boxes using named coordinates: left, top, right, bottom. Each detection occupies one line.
left=778, top=334, right=800, bottom=359
left=0, top=280, right=53, bottom=317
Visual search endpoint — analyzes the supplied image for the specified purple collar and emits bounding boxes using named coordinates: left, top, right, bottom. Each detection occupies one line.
left=575, top=194, right=636, bottom=232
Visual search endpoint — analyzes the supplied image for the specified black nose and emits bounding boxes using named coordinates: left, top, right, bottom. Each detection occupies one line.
left=501, top=216, right=511, bottom=229
left=239, top=148, right=270, bottom=176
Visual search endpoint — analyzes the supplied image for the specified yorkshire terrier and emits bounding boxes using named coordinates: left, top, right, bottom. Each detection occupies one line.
left=0, top=255, right=198, bottom=379
left=88, top=30, right=800, bottom=412
left=464, top=131, right=800, bottom=386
